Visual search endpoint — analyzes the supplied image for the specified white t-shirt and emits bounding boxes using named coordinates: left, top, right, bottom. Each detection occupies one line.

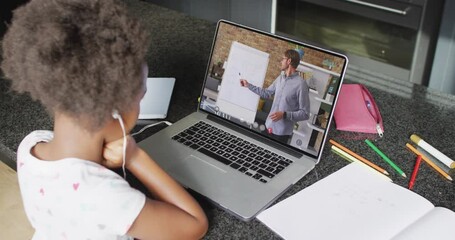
left=17, top=130, right=146, bottom=240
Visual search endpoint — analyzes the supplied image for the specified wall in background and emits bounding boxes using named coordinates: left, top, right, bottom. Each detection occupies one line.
left=429, top=0, right=455, bottom=95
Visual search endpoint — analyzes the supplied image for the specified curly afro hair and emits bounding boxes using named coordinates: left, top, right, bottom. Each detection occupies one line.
left=1, top=0, right=150, bottom=130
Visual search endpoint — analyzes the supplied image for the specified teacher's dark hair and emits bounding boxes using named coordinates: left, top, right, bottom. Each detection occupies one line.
left=285, top=49, right=301, bottom=69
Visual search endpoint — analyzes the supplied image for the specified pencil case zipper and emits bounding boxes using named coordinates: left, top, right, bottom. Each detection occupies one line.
left=362, top=86, right=384, bottom=138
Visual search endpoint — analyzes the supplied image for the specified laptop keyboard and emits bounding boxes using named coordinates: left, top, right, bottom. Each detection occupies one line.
left=171, top=121, right=294, bottom=183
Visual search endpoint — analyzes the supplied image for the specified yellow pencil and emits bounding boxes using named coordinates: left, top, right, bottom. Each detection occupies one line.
left=406, top=143, right=453, bottom=181
left=329, top=139, right=389, bottom=176
left=331, top=146, right=392, bottom=182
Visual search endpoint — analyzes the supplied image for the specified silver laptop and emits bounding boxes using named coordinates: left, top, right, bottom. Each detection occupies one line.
left=139, top=77, right=175, bottom=119
left=138, top=20, right=348, bottom=221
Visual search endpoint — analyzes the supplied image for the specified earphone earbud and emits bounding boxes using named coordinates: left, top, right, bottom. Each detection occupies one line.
left=112, top=109, right=127, bottom=179
left=112, top=110, right=120, bottom=120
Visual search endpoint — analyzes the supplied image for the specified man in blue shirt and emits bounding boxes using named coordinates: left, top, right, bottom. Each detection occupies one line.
left=240, top=49, right=310, bottom=144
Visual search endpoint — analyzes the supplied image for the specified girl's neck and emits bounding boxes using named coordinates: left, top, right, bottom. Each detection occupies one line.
left=34, top=114, right=106, bottom=163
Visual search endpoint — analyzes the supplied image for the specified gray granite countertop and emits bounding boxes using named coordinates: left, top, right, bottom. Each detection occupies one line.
left=1, top=0, right=454, bottom=239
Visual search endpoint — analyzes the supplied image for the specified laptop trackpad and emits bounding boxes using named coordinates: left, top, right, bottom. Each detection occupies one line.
left=169, top=155, right=227, bottom=190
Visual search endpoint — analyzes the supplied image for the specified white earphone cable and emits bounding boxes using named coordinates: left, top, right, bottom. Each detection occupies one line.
left=114, top=114, right=172, bottom=179
left=116, top=115, right=128, bottom=179
left=131, top=121, right=172, bottom=137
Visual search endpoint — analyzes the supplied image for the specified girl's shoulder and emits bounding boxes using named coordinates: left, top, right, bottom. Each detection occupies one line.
left=17, top=130, right=53, bottom=165
left=21, top=130, right=54, bottom=146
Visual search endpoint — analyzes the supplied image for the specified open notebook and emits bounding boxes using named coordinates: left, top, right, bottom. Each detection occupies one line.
left=257, top=163, right=455, bottom=240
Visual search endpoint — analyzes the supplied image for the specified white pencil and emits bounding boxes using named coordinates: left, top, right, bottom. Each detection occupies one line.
left=410, top=134, right=455, bottom=169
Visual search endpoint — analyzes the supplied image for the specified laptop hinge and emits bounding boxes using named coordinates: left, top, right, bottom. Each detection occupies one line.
left=207, top=115, right=304, bottom=158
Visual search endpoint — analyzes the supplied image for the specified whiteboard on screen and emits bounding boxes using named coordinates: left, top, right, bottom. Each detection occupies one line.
left=217, top=41, right=269, bottom=123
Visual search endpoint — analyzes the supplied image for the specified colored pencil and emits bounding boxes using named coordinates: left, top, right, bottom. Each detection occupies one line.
left=408, top=155, right=422, bottom=190
left=365, top=139, right=406, bottom=178
left=329, top=139, right=389, bottom=176
left=406, top=143, right=453, bottom=181
left=410, top=134, right=455, bottom=169
left=331, top=146, right=392, bottom=182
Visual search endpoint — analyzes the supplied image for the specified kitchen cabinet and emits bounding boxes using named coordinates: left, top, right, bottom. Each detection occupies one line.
left=144, top=0, right=273, bottom=32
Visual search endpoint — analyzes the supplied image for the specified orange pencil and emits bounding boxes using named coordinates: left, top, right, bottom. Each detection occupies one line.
left=329, top=139, right=389, bottom=176
left=406, top=143, right=453, bottom=181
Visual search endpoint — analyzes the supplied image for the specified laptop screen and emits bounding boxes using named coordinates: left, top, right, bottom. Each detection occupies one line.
left=199, top=20, right=348, bottom=158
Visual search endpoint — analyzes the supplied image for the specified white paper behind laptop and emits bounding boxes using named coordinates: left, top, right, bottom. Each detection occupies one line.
left=139, top=77, right=175, bottom=119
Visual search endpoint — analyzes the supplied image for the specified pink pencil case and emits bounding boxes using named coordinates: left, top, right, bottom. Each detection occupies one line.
left=334, top=84, right=384, bottom=137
